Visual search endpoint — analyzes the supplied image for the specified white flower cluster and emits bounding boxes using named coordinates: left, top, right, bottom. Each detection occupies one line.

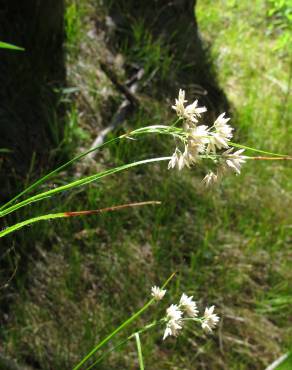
left=150, top=286, right=219, bottom=340
left=169, top=89, right=247, bottom=184
left=151, top=286, right=167, bottom=301
left=201, top=305, right=220, bottom=333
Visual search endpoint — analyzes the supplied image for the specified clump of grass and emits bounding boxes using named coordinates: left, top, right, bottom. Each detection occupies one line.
left=128, top=20, right=174, bottom=81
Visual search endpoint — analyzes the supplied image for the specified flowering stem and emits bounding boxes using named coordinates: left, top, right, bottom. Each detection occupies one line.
left=229, top=141, right=289, bottom=157
left=247, top=156, right=292, bottom=160
left=72, top=272, right=175, bottom=370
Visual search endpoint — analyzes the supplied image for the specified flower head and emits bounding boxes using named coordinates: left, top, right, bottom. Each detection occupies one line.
left=224, top=148, right=246, bottom=174
left=172, top=89, right=187, bottom=118
left=184, top=100, right=207, bottom=124
left=168, top=148, right=182, bottom=170
left=166, top=304, right=183, bottom=321
left=163, top=304, right=184, bottom=340
left=163, top=319, right=183, bottom=340
left=172, top=89, right=206, bottom=124
left=207, top=113, right=233, bottom=153
left=151, top=286, right=166, bottom=301
left=201, top=305, right=220, bottom=333
left=179, top=293, right=199, bottom=318
left=168, top=145, right=196, bottom=170
left=214, top=113, right=233, bottom=138
left=202, top=171, right=218, bottom=186
left=188, top=125, right=209, bottom=152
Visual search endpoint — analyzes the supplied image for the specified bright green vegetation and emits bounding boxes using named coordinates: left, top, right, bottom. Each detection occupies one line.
left=0, top=41, right=24, bottom=51
left=1, top=1, right=291, bottom=369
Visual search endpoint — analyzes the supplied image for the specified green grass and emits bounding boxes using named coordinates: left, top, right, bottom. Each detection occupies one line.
left=1, top=0, right=291, bottom=369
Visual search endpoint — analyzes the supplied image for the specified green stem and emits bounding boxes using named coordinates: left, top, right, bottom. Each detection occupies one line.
left=84, top=321, right=162, bottom=370
left=229, top=141, right=288, bottom=157
left=73, top=272, right=175, bottom=370
left=135, top=333, right=145, bottom=370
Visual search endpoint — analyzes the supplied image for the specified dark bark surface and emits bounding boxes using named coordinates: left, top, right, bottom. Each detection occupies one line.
left=0, top=0, right=65, bottom=200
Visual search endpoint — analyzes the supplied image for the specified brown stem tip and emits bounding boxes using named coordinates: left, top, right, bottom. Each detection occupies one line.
left=64, top=201, right=161, bottom=217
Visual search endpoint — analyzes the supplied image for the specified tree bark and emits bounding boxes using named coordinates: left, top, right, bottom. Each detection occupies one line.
left=0, top=0, right=65, bottom=199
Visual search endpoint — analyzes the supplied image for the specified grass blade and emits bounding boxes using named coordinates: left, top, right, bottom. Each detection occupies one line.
left=0, top=137, right=120, bottom=211
left=0, top=201, right=161, bottom=238
left=0, top=125, right=182, bottom=211
left=0, top=41, right=24, bottom=51
left=85, top=321, right=162, bottom=370
left=0, top=157, right=170, bottom=218
left=135, top=333, right=145, bottom=370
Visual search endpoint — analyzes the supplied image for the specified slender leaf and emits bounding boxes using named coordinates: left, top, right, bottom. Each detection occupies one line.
left=0, top=201, right=160, bottom=238
left=0, top=41, right=24, bottom=51
left=0, top=157, right=170, bottom=218
left=135, top=333, right=145, bottom=370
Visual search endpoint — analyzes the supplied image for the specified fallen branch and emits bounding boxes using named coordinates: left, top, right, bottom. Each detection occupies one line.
left=88, top=66, right=144, bottom=159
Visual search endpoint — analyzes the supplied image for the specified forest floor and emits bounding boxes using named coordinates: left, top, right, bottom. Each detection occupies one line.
left=1, top=1, right=292, bottom=369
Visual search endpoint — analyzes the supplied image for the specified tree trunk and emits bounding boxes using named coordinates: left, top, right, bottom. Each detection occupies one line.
left=110, top=0, right=229, bottom=117
left=0, top=0, right=65, bottom=200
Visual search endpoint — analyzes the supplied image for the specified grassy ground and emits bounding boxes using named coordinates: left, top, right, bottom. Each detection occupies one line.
left=1, top=0, right=291, bottom=369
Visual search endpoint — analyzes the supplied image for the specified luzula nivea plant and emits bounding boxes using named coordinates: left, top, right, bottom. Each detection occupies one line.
left=1, top=89, right=290, bottom=369
left=73, top=275, right=219, bottom=370
left=168, top=89, right=247, bottom=184
left=152, top=286, right=219, bottom=340
left=1, top=89, right=290, bottom=238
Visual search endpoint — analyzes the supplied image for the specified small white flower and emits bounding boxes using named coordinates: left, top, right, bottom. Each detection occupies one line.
left=201, top=305, right=220, bottom=333
left=207, top=113, right=233, bottom=153
left=168, top=148, right=180, bottom=169
left=214, top=113, right=233, bottom=139
left=179, top=293, right=199, bottom=317
left=172, top=89, right=187, bottom=118
left=184, top=100, right=207, bottom=123
left=202, top=171, right=218, bottom=186
left=166, top=304, right=183, bottom=321
left=182, top=144, right=198, bottom=167
left=163, top=319, right=183, bottom=340
left=224, top=148, right=246, bottom=174
left=163, top=304, right=184, bottom=340
left=151, top=286, right=166, bottom=301
left=168, top=146, right=194, bottom=170
left=207, top=133, right=230, bottom=152
left=172, top=90, right=207, bottom=124
left=189, top=125, right=209, bottom=152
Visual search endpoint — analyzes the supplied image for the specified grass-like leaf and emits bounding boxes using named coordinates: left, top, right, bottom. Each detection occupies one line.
left=0, top=201, right=161, bottom=238
left=135, top=333, right=145, bottom=370
left=0, top=157, right=170, bottom=218
left=0, top=41, right=24, bottom=51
